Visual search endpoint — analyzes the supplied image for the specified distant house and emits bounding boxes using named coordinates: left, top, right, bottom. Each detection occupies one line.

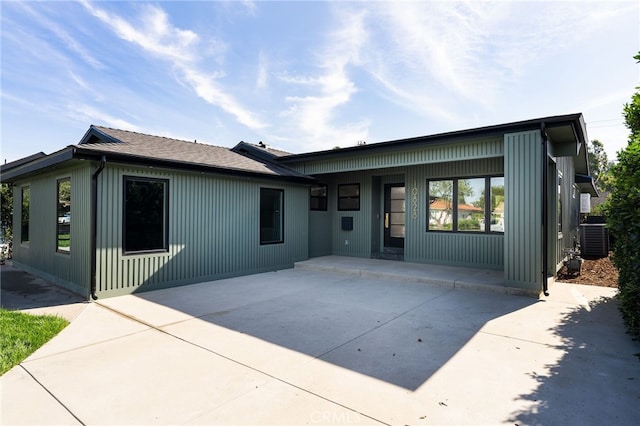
left=0, top=113, right=597, bottom=298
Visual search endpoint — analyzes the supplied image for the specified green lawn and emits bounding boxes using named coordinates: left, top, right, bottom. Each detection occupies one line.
left=0, top=309, right=69, bottom=375
left=57, top=233, right=70, bottom=248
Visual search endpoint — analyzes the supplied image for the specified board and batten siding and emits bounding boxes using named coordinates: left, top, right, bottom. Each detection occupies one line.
left=11, top=162, right=92, bottom=297
left=504, top=131, right=543, bottom=291
left=95, top=165, right=308, bottom=297
left=404, top=158, right=504, bottom=269
left=307, top=155, right=504, bottom=270
left=290, top=137, right=503, bottom=175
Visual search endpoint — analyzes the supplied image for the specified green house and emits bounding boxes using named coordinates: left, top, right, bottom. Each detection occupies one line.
left=1, top=113, right=597, bottom=299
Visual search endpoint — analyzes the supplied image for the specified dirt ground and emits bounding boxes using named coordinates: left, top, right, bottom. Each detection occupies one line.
left=556, top=252, right=619, bottom=288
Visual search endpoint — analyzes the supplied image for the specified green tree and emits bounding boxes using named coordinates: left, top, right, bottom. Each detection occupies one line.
left=623, top=53, right=640, bottom=141
left=0, top=183, right=12, bottom=242
left=586, top=139, right=613, bottom=193
left=428, top=180, right=453, bottom=228
left=604, top=51, right=640, bottom=339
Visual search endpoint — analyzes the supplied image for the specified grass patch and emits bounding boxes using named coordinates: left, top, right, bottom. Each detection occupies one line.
left=0, top=309, right=68, bottom=375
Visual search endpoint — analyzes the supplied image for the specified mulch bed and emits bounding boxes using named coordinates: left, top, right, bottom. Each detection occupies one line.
left=556, top=252, right=618, bottom=288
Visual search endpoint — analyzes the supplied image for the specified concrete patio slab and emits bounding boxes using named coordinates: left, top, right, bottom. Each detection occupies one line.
left=0, top=366, right=82, bottom=426
left=24, top=303, right=149, bottom=361
left=1, top=262, right=87, bottom=321
left=296, top=256, right=505, bottom=288
left=2, top=257, right=639, bottom=425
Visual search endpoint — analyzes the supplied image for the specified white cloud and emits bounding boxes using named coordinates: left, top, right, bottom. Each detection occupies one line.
left=68, top=104, right=141, bottom=131
left=368, top=2, right=508, bottom=107
left=279, top=7, right=370, bottom=149
left=80, top=0, right=265, bottom=130
left=82, top=1, right=198, bottom=62
left=180, top=68, right=264, bottom=129
left=256, top=51, right=268, bottom=90
left=12, top=1, right=105, bottom=70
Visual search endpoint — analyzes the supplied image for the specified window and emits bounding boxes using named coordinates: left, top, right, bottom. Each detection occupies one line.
left=260, top=188, right=284, bottom=244
left=57, top=178, right=71, bottom=253
left=458, top=178, right=485, bottom=231
left=428, top=177, right=504, bottom=233
left=123, top=177, right=169, bottom=253
left=558, top=174, right=563, bottom=233
left=489, top=177, right=505, bottom=232
left=21, top=186, right=30, bottom=244
left=338, top=184, right=360, bottom=211
left=310, top=184, right=328, bottom=211
left=428, top=180, right=453, bottom=231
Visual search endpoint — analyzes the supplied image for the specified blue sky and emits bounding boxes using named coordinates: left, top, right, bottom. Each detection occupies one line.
left=1, top=1, right=638, bottom=164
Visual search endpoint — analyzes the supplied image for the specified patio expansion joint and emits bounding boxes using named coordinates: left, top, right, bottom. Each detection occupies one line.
left=478, top=329, right=559, bottom=349
left=18, top=364, right=86, bottom=426
left=94, top=300, right=392, bottom=426
left=314, top=288, right=455, bottom=360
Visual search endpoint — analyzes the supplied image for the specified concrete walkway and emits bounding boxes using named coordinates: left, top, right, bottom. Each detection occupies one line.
left=1, top=262, right=87, bottom=321
left=2, top=258, right=639, bottom=425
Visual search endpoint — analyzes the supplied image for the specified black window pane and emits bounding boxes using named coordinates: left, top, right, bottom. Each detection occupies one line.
left=338, top=197, right=360, bottom=211
left=21, top=187, right=29, bottom=243
left=260, top=188, right=283, bottom=244
left=124, top=178, right=168, bottom=252
left=310, top=185, right=327, bottom=197
left=338, top=184, right=360, bottom=211
left=57, top=178, right=71, bottom=252
left=339, top=184, right=359, bottom=197
left=310, top=185, right=328, bottom=211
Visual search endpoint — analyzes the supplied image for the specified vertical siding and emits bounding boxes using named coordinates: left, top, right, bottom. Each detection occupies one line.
left=309, top=211, right=332, bottom=257
left=95, top=165, right=308, bottom=297
left=404, top=159, right=504, bottom=269
left=553, top=156, right=580, bottom=270
left=329, top=171, right=373, bottom=257
left=292, top=137, right=503, bottom=174
left=309, top=156, right=504, bottom=270
left=504, top=131, right=542, bottom=290
left=406, top=233, right=504, bottom=269
left=11, top=162, right=92, bottom=297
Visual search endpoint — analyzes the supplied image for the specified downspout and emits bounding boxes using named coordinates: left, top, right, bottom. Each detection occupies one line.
left=540, top=124, right=550, bottom=297
left=90, top=156, right=106, bottom=300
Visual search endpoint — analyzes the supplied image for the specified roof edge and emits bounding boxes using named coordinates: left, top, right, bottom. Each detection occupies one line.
left=0, top=148, right=76, bottom=183
left=279, top=113, right=585, bottom=163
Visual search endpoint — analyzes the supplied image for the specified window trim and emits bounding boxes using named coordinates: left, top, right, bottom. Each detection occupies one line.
left=310, top=184, right=328, bottom=211
left=122, top=176, right=170, bottom=255
left=56, top=177, right=71, bottom=254
left=260, top=187, right=284, bottom=245
left=427, top=176, right=504, bottom=234
left=337, top=183, right=360, bottom=211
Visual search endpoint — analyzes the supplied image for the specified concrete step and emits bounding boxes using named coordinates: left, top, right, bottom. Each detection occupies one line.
left=295, top=256, right=538, bottom=298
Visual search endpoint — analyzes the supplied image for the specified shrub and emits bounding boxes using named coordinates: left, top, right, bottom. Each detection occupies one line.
left=605, top=138, right=640, bottom=339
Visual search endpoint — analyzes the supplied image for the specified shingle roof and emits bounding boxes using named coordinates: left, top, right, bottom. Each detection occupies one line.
left=253, top=144, right=292, bottom=157
left=77, top=126, right=308, bottom=179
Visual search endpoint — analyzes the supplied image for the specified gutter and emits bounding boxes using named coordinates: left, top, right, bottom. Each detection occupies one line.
left=73, top=148, right=315, bottom=184
left=541, top=124, right=550, bottom=297
left=90, top=156, right=106, bottom=300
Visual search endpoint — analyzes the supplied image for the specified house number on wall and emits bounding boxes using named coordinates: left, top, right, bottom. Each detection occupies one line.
left=411, top=182, right=419, bottom=220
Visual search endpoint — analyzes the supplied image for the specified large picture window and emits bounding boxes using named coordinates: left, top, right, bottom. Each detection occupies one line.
left=260, top=188, right=284, bottom=244
left=338, top=184, right=360, bottom=211
left=428, top=176, right=504, bottom=233
left=56, top=178, right=71, bottom=253
left=123, top=176, right=169, bottom=253
left=21, top=186, right=30, bottom=244
left=310, top=184, right=328, bottom=211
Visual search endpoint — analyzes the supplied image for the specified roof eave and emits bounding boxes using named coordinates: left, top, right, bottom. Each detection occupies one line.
left=279, top=113, right=586, bottom=164
left=0, top=148, right=76, bottom=183
left=73, top=147, right=316, bottom=184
